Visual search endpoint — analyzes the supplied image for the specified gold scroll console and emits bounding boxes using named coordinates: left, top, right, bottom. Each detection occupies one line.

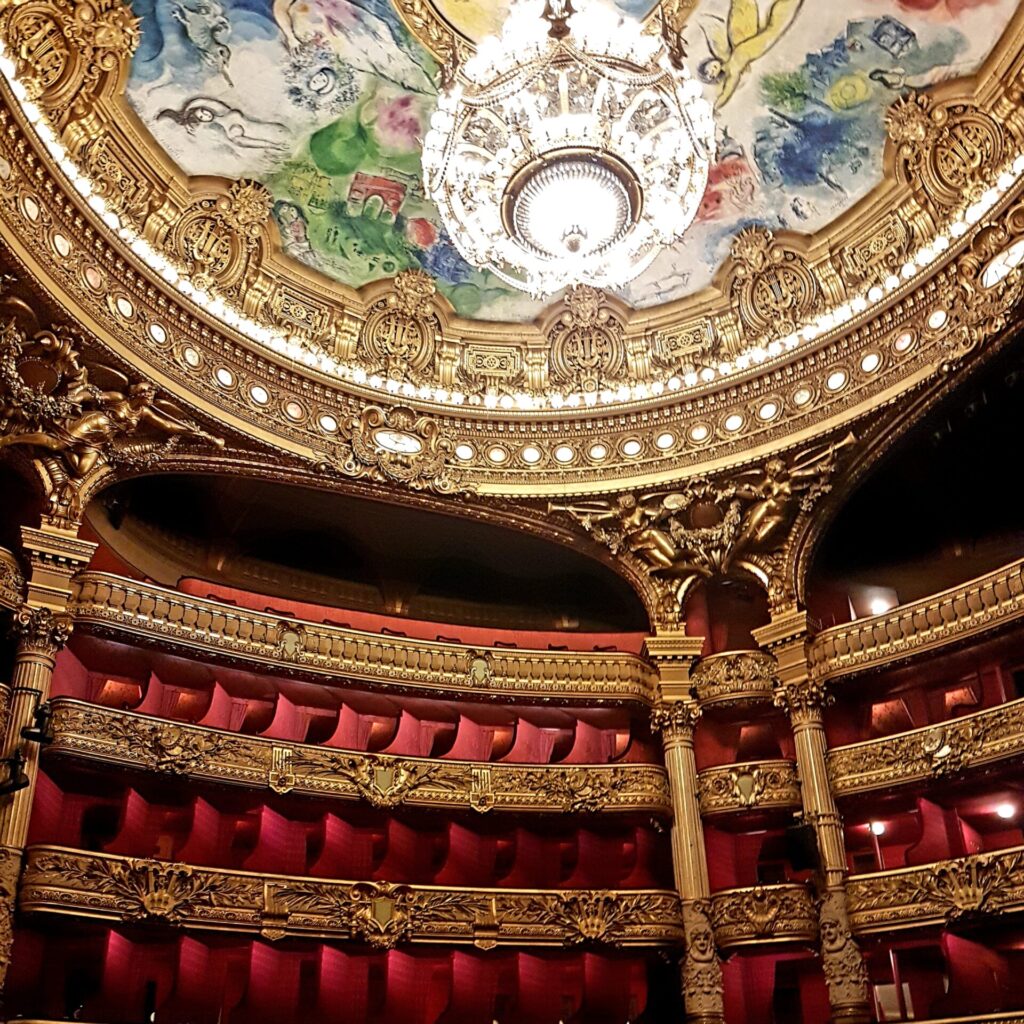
left=19, top=847, right=683, bottom=949
left=45, top=700, right=672, bottom=817
left=828, top=696, right=1024, bottom=797
left=71, top=573, right=656, bottom=705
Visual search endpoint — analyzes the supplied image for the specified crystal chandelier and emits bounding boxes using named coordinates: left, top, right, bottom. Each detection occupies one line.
left=422, top=0, right=715, bottom=297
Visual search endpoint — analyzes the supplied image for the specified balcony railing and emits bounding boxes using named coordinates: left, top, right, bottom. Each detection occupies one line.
left=70, top=573, right=657, bottom=705
left=709, top=883, right=817, bottom=949
left=45, top=699, right=672, bottom=816
left=697, top=760, right=800, bottom=816
left=19, top=846, right=684, bottom=948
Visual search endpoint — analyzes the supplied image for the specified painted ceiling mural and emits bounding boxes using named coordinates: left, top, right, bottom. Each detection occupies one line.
left=127, top=0, right=1019, bottom=323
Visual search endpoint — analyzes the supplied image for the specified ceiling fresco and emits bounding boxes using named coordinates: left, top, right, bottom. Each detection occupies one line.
left=126, top=0, right=1019, bottom=323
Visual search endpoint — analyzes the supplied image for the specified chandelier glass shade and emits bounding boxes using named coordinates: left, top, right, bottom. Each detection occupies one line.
left=422, top=0, right=715, bottom=297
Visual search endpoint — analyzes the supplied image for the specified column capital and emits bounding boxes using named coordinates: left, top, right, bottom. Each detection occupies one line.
left=773, top=678, right=832, bottom=725
left=651, top=698, right=701, bottom=739
left=19, top=524, right=96, bottom=612
left=9, top=603, right=73, bottom=658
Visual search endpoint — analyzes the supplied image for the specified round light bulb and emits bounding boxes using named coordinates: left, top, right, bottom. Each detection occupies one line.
left=869, top=821, right=886, bottom=836
left=996, top=802, right=1016, bottom=820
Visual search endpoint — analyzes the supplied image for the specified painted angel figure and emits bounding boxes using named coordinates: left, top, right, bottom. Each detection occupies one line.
left=698, top=0, right=804, bottom=109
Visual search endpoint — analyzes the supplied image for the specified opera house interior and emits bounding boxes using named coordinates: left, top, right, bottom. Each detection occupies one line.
left=2, top=0, right=1024, bottom=1020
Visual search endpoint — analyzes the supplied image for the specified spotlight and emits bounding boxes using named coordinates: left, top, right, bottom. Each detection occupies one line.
left=996, top=802, right=1016, bottom=820
left=869, top=598, right=893, bottom=616
left=869, top=821, right=886, bottom=836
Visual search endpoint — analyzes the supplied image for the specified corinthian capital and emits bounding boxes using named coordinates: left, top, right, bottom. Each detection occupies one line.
left=10, top=604, right=73, bottom=656
left=772, top=679, right=831, bottom=723
left=651, top=699, right=701, bottom=738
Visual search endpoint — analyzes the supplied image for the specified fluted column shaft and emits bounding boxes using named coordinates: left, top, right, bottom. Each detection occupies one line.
left=646, top=633, right=724, bottom=1024
left=755, top=611, right=873, bottom=1024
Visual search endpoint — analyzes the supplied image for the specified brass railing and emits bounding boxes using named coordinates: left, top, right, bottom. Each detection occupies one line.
left=809, top=558, right=1024, bottom=684
left=69, top=573, right=657, bottom=704
left=708, top=883, right=817, bottom=949
left=697, top=760, right=800, bottom=816
left=829, top=697, right=1024, bottom=796
left=19, top=846, right=684, bottom=948
left=847, top=845, right=1024, bottom=934
left=45, top=699, right=672, bottom=816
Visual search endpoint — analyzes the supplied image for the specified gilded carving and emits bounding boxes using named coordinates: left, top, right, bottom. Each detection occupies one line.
left=9, top=603, right=72, bottom=656
left=773, top=678, right=832, bottom=723
left=0, top=845, right=20, bottom=987
left=817, top=889, right=871, bottom=1016
left=681, top=900, right=725, bottom=1024
left=547, top=286, right=627, bottom=394
left=46, top=700, right=672, bottom=816
left=691, top=650, right=778, bottom=708
left=20, top=847, right=684, bottom=947
left=709, top=884, right=817, bottom=949
left=316, top=404, right=467, bottom=496
left=357, top=270, right=439, bottom=385
left=725, top=228, right=821, bottom=340
left=650, top=698, right=701, bottom=738
left=698, top=761, right=801, bottom=815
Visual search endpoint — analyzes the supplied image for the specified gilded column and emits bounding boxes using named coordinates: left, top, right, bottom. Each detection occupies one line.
left=646, top=633, right=724, bottom=1024
left=754, top=611, right=872, bottom=1024
left=0, top=523, right=95, bottom=986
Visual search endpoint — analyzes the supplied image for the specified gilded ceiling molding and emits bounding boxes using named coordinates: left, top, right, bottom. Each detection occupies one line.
left=808, top=556, right=1024, bottom=686
left=828, top=696, right=1024, bottom=798
left=708, top=883, right=817, bottom=950
left=46, top=699, right=673, bottom=816
left=20, top=846, right=685, bottom=948
left=70, top=572, right=658, bottom=705
left=697, top=760, right=800, bottom=817
left=0, top=5, right=1023, bottom=495
left=846, top=845, right=1024, bottom=934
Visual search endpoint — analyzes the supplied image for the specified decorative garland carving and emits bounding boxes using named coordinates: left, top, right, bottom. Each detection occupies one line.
left=690, top=650, right=779, bottom=708
left=709, top=884, right=817, bottom=949
left=316, top=404, right=468, bottom=496
left=46, top=700, right=672, bottom=815
left=846, top=846, right=1024, bottom=933
left=697, top=760, right=801, bottom=815
left=20, top=846, right=685, bottom=948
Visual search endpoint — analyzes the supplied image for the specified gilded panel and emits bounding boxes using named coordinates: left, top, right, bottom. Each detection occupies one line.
left=709, top=883, right=817, bottom=949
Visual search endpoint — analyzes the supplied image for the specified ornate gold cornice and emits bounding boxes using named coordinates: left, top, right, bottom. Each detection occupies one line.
left=46, top=699, right=671, bottom=816
left=829, top=697, right=1024, bottom=797
left=69, top=572, right=656, bottom=705
left=697, top=760, right=800, bottom=817
left=690, top=650, right=779, bottom=709
left=0, top=5, right=1022, bottom=495
left=809, top=556, right=1024, bottom=685
left=847, top=845, right=1024, bottom=934
left=708, top=884, right=817, bottom=950
left=19, top=846, right=684, bottom=948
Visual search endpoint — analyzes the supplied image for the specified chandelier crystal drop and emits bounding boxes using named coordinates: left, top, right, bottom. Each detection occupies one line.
left=422, top=0, right=715, bottom=297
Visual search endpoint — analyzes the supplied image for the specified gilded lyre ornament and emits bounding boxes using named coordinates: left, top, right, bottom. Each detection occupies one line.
left=551, top=434, right=855, bottom=614
left=357, top=269, right=439, bottom=385
left=316, top=404, right=468, bottom=496
left=547, top=285, right=628, bottom=394
left=0, top=320, right=223, bottom=524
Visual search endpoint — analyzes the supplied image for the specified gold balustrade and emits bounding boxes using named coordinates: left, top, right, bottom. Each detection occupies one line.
left=45, top=699, right=672, bottom=816
left=69, top=573, right=657, bottom=705
left=809, top=558, right=1024, bottom=685
left=829, top=696, right=1024, bottom=796
left=19, top=846, right=684, bottom=948
left=696, top=760, right=801, bottom=816
left=708, top=883, right=817, bottom=949
left=846, top=845, right=1024, bottom=934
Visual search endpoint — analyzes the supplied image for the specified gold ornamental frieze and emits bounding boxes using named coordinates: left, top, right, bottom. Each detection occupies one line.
left=829, top=696, right=1024, bottom=797
left=69, top=573, right=657, bottom=705
left=809, top=557, right=1024, bottom=685
left=697, top=760, right=800, bottom=816
left=690, top=650, right=779, bottom=709
left=0, top=1, right=1023, bottom=495
left=708, top=883, right=817, bottom=950
left=846, top=846, right=1024, bottom=934
left=19, top=846, right=684, bottom=948
left=45, top=699, right=672, bottom=817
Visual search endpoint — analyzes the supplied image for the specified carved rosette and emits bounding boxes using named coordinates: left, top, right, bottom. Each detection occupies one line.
left=357, top=270, right=440, bottom=385
left=697, top=760, right=801, bottom=815
left=817, top=889, right=871, bottom=1021
left=681, top=900, right=725, bottom=1024
left=318, top=404, right=467, bottom=495
left=690, top=650, right=778, bottom=709
left=709, top=884, right=818, bottom=950
left=547, top=286, right=628, bottom=394
left=9, top=603, right=72, bottom=657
